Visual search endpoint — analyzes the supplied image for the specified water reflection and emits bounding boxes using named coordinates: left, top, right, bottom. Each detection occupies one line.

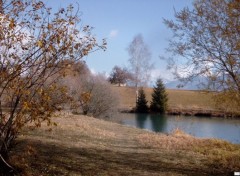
left=121, top=113, right=240, bottom=144
left=135, top=113, right=167, bottom=132
left=136, top=113, right=147, bottom=129
left=149, top=114, right=167, bottom=132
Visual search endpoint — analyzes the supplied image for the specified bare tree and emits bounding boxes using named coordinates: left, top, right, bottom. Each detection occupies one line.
left=108, top=66, right=133, bottom=86
left=127, top=34, right=153, bottom=88
left=0, top=0, right=106, bottom=171
left=66, top=73, right=119, bottom=118
left=164, top=0, right=240, bottom=113
left=83, top=74, right=119, bottom=118
left=54, top=60, right=91, bottom=113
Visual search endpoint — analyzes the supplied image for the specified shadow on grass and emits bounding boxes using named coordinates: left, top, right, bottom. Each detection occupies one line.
left=11, top=138, right=231, bottom=176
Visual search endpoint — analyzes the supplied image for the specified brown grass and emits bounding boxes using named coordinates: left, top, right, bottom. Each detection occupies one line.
left=137, top=129, right=240, bottom=172
left=111, top=86, right=216, bottom=111
left=166, top=89, right=215, bottom=110
left=11, top=114, right=240, bottom=175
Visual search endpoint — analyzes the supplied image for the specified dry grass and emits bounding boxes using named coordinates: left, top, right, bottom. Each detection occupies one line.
left=111, top=86, right=137, bottom=109
left=10, top=114, right=240, bottom=175
left=111, top=86, right=216, bottom=111
left=166, top=89, right=215, bottom=110
left=137, top=129, right=240, bottom=172
left=137, top=128, right=200, bottom=150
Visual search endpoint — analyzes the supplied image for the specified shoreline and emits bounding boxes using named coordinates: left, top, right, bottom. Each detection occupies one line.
left=118, top=107, right=240, bottom=119
left=14, top=114, right=240, bottom=175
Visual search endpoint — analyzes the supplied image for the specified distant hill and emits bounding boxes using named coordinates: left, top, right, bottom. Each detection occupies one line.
left=165, top=80, right=199, bottom=90
left=164, top=76, right=208, bottom=90
left=111, top=85, right=216, bottom=111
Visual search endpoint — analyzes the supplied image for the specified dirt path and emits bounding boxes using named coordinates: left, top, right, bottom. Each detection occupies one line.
left=11, top=114, right=238, bottom=175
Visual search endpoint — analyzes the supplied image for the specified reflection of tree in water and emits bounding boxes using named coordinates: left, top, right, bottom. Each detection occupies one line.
left=149, top=114, right=167, bottom=132
left=136, top=114, right=148, bottom=129
left=135, top=113, right=167, bottom=132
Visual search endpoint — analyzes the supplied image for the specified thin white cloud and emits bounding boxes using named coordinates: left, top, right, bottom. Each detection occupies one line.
left=150, top=69, right=174, bottom=83
left=109, top=29, right=118, bottom=38
left=90, top=68, right=97, bottom=75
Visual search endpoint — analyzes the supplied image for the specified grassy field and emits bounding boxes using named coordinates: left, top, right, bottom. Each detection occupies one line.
left=111, top=86, right=216, bottom=111
left=12, top=114, right=240, bottom=175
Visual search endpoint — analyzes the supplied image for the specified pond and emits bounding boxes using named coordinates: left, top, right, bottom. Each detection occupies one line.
left=115, top=113, right=240, bottom=144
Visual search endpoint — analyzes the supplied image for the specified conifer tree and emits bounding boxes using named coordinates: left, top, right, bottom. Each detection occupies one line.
left=150, top=78, right=168, bottom=113
left=136, top=87, right=149, bottom=113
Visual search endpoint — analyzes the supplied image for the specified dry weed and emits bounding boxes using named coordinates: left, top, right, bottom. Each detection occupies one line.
left=137, top=130, right=240, bottom=172
left=137, top=129, right=200, bottom=151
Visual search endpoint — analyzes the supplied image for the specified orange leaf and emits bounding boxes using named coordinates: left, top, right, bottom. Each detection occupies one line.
left=9, top=19, right=15, bottom=29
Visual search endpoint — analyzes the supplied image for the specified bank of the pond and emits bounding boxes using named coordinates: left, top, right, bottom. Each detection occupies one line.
left=119, top=107, right=240, bottom=118
left=112, top=86, right=240, bottom=118
left=12, top=114, right=240, bottom=175
left=167, top=108, right=240, bottom=118
left=114, top=113, right=240, bottom=144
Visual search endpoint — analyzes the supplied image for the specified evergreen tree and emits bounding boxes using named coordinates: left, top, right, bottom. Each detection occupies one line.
left=150, top=78, right=168, bottom=113
left=136, top=87, right=149, bottom=113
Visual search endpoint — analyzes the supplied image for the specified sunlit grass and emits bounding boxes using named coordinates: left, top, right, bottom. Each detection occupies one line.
left=111, top=86, right=216, bottom=110
left=137, top=129, right=240, bottom=171
left=10, top=114, right=240, bottom=175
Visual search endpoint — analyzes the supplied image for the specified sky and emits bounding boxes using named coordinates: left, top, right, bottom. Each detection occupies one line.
left=45, top=0, right=193, bottom=83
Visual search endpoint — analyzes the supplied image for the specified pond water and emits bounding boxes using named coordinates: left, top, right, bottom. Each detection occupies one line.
left=116, top=113, right=240, bottom=144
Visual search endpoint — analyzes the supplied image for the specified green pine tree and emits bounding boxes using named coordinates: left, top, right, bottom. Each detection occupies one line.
left=150, top=78, right=168, bottom=113
left=136, top=87, right=149, bottom=113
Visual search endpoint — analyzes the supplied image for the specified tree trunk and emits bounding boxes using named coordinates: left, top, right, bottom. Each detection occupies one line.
left=0, top=0, right=3, bottom=14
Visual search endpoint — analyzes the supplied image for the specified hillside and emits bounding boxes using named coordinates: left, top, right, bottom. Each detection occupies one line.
left=111, top=86, right=216, bottom=112
left=12, top=114, right=240, bottom=175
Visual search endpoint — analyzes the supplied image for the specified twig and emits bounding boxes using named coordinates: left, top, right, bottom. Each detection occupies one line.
left=0, top=154, right=15, bottom=172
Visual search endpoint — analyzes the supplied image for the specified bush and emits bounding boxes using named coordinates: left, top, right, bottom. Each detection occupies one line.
left=82, top=74, right=119, bottom=118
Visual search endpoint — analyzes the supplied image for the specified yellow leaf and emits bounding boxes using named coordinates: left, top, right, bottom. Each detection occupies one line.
left=48, top=44, right=54, bottom=52
left=37, top=40, right=43, bottom=47
left=82, top=49, right=88, bottom=56
left=48, top=24, right=53, bottom=30
left=23, top=101, right=30, bottom=110
left=9, top=19, right=15, bottom=29
left=57, top=37, right=60, bottom=44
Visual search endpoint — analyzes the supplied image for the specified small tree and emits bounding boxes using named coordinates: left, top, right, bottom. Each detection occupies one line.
left=136, top=88, right=148, bottom=113
left=64, top=71, right=119, bottom=118
left=150, top=78, right=168, bottom=113
left=127, top=34, right=153, bottom=88
left=108, top=66, right=132, bottom=86
left=0, top=0, right=106, bottom=172
left=80, top=74, right=119, bottom=118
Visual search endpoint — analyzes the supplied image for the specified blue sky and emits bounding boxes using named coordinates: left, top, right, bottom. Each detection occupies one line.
left=46, top=0, right=193, bottom=82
